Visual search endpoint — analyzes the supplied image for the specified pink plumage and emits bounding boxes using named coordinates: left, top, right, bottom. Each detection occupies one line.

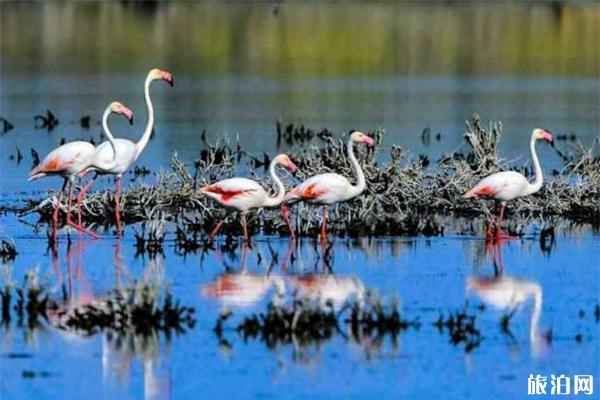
left=464, top=128, right=553, bottom=239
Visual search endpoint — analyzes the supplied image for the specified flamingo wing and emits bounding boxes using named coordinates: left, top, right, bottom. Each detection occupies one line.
left=288, top=173, right=351, bottom=204
left=29, top=141, right=95, bottom=180
left=202, top=178, right=266, bottom=209
left=92, top=138, right=137, bottom=175
left=464, top=171, right=528, bottom=201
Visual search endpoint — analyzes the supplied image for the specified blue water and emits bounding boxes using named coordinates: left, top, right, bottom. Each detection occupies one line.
left=1, top=210, right=598, bottom=399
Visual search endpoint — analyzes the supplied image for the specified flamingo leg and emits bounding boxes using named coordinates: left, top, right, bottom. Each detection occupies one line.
left=66, top=180, right=99, bottom=239
left=115, top=176, right=122, bottom=235
left=496, top=202, right=507, bottom=240
left=280, top=204, right=296, bottom=239
left=209, top=219, right=225, bottom=240
left=485, top=213, right=496, bottom=239
left=320, top=206, right=329, bottom=248
left=240, top=213, right=249, bottom=243
left=52, top=179, right=68, bottom=239
left=77, top=174, right=96, bottom=226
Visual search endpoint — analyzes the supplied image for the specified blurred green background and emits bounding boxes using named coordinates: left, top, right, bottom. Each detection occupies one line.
left=2, top=1, right=598, bottom=77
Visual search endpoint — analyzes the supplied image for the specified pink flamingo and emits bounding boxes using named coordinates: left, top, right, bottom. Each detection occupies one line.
left=202, top=244, right=286, bottom=309
left=77, top=68, right=173, bottom=234
left=464, top=128, right=553, bottom=239
left=28, top=102, right=134, bottom=239
left=284, top=130, right=374, bottom=245
left=201, top=154, right=298, bottom=242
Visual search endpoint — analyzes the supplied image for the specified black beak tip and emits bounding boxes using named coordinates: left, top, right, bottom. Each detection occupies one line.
left=169, top=79, right=174, bottom=87
left=129, top=117, right=134, bottom=126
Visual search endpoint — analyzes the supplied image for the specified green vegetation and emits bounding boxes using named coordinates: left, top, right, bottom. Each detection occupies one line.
left=1, top=2, right=598, bottom=77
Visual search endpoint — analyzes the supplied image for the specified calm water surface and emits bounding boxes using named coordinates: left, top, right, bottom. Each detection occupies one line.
left=1, top=2, right=599, bottom=399
left=0, top=213, right=598, bottom=399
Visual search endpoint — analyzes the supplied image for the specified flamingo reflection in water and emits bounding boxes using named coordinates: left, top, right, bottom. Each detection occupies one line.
left=201, top=243, right=287, bottom=310
left=45, top=241, right=171, bottom=400
left=467, top=241, right=551, bottom=357
left=99, top=254, right=172, bottom=400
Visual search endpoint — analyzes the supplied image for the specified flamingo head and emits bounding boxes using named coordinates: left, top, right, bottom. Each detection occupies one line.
left=110, top=102, right=134, bottom=125
left=149, top=68, right=174, bottom=86
left=275, top=154, right=297, bottom=173
left=350, top=130, right=375, bottom=147
left=533, top=128, right=553, bottom=144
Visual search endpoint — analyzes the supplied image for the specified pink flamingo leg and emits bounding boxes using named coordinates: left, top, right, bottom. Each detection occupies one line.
left=496, top=202, right=507, bottom=240
left=240, top=213, right=249, bottom=242
left=280, top=204, right=296, bottom=239
left=51, top=179, right=68, bottom=239
left=280, top=237, right=295, bottom=273
left=66, top=181, right=99, bottom=239
left=77, top=175, right=96, bottom=226
left=485, top=213, right=496, bottom=239
left=115, top=176, right=122, bottom=235
left=209, top=219, right=225, bottom=240
left=52, top=191, right=64, bottom=239
left=320, top=206, right=329, bottom=248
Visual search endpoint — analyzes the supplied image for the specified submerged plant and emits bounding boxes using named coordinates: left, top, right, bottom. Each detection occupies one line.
left=218, top=290, right=418, bottom=351
left=0, top=239, right=17, bottom=262
left=57, top=283, right=196, bottom=336
left=435, top=309, right=482, bottom=353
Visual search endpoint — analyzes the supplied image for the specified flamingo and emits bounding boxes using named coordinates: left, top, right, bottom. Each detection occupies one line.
left=284, top=130, right=374, bottom=245
left=77, top=68, right=174, bottom=234
left=288, top=274, right=365, bottom=310
left=464, top=128, right=553, bottom=239
left=201, top=154, right=298, bottom=242
left=28, top=102, right=134, bottom=239
left=467, top=276, right=548, bottom=351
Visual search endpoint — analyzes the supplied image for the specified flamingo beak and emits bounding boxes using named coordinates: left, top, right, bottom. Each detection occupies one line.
left=122, top=107, right=134, bottom=125
left=543, top=131, right=553, bottom=144
left=162, top=71, right=174, bottom=87
left=363, top=135, right=375, bottom=147
left=287, top=161, right=298, bottom=174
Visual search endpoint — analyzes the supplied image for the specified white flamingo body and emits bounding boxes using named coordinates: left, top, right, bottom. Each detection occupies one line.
left=468, top=276, right=544, bottom=343
left=465, top=171, right=536, bottom=203
left=93, top=138, right=139, bottom=177
left=77, top=68, right=173, bottom=234
left=286, top=173, right=358, bottom=205
left=202, top=154, right=297, bottom=241
left=203, top=274, right=285, bottom=308
left=29, top=141, right=96, bottom=182
left=284, top=131, right=374, bottom=244
left=464, top=128, right=553, bottom=238
left=289, top=275, right=365, bottom=309
left=28, top=102, right=133, bottom=239
left=468, top=277, right=536, bottom=309
left=202, top=177, right=272, bottom=212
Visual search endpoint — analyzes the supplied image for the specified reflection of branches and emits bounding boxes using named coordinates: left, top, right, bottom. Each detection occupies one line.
left=216, top=291, right=419, bottom=362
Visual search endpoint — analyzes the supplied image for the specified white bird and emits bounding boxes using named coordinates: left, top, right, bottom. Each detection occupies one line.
left=288, top=274, right=365, bottom=310
left=201, top=154, right=297, bottom=242
left=202, top=245, right=285, bottom=308
left=467, top=276, right=548, bottom=350
left=78, top=68, right=173, bottom=234
left=464, top=128, right=553, bottom=239
left=284, top=130, right=374, bottom=245
left=28, top=102, right=133, bottom=239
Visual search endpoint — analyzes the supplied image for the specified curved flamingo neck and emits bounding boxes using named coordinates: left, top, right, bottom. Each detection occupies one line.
left=135, top=75, right=155, bottom=160
left=94, top=107, right=120, bottom=171
left=525, top=135, right=544, bottom=196
left=347, top=137, right=366, bottom=197
left=262, top=159, right=286, bottom=207
left=529, top=284, right=542, bottom=342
